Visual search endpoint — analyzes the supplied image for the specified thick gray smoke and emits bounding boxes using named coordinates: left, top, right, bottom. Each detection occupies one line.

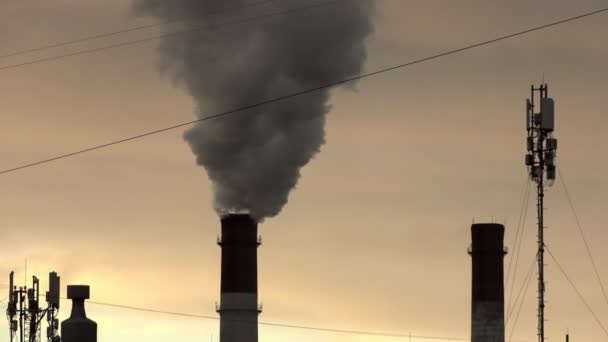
left=134, top=0, right=374, bottom=221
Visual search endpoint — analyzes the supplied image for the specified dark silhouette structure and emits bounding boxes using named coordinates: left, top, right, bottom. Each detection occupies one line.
left=61, top=285, right=96, bottom=342
left=6, top=271, right=61, bottom=342
left=217, top=214, right=261, bottom=342
left=525, top=83, right=557, bottom=341
left=469, top=223, right=506, bottom=342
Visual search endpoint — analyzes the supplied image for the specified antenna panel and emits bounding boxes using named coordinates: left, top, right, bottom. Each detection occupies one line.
left=546, top=138, right=557, bottom=151
left=541, top=98, right=555, bottom=131
left=48, top=272, right=60, bottom=307
left=526, top=99, right=532, bottom=130
left=547, top=165, right=556, bottom=180
left=527, top=137, right=534, bottom=151
left=8, top=271, right=14, bottom=304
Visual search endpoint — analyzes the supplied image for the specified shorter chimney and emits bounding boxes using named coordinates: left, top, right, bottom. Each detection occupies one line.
left=61, top=285, right=97, bottom=342
left=469, top=223, right=506, bottom=342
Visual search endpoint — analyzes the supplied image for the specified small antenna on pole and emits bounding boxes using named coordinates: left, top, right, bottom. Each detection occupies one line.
left=8, top=272, right=16, bottom=342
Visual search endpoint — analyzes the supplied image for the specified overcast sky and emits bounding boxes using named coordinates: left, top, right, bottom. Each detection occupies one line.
left=1, top=0, right=608, bottom=341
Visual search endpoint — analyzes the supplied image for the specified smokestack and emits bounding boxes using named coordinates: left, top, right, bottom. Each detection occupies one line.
left=469, top=223, right=506, bottom=342
left=61, top=285, right=97, bottom=342
left=217, top=214, right=260, bottom=342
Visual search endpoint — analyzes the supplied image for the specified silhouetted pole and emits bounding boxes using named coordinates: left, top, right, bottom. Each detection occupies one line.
left=525, top=83, right=557, bottom=342
left=19, top=287, right=24, bottom=342
left=61, top=285, right=96, bottom=342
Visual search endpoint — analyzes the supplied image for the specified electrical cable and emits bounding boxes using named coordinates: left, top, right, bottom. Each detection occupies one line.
left=505, top=178, right=530, bottom=286
left=557, top=165, right=608, bottom=307
left=505, top=178, right=531, bottom=317
left=0, top=0, right=283, bottom=60
left=506, top=253, right=536, bottom=342
left=83, top=300, right=470, bottom=340
left=506, top=253, right=536, bottom=325
left=546, top=246, right=608, bottom=338
left=0, top=0, right=345, bottom=72
left=508, top=260, right=535, bottom=342
left=0, top=7, right=607, bottom=176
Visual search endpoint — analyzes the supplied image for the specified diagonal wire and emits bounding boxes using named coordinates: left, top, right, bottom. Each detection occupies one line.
left=557, top=165, right=608, bottom=307
left=508, top=253, right=536, bottom=342
left=506, top=252, right=536, bottom=325
left=510, top=180, right=532, bottom=312
left=87, top=300, right=469, bottom=340
left=1, top=7, right=608, bottom=175
left=505, top=178, right=530, bottom=286
left=546, top=246, right=608, bottom=338
left=0, top=0, right=344, bottom=72
left=12, top=295, right=477, bottom=340
left=506, top=178, right=531, bottom=317
left=0, top=0, right=283, bottom=60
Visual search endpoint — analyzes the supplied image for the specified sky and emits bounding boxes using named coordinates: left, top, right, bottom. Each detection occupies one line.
left=0, top=0, right=607, bottom=341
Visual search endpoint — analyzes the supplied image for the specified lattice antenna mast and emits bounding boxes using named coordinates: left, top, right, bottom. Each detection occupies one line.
left=6, top=272, right=62, bottom=342
left=26, top=276, right=41, bottom=342
left=525, top=84, right=557, bottom=342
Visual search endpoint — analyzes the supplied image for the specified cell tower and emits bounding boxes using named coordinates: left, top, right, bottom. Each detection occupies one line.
left=6, top=271, right=61, bottom=342
left=525, top=83, right=557, bottom=342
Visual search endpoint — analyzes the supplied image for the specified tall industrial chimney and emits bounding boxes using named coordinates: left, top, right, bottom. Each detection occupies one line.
left=217, top=214, right=261, bottom=342
left=469, top=223, right=506, bottom=342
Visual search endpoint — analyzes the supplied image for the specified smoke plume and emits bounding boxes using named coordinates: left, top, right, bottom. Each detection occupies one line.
left=134, top=0, right=374, bottom=221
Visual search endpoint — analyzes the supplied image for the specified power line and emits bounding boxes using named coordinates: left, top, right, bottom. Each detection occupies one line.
left=0, top=0, right=282, bottom=60
left=38, top=296, right=476, bottom=340
left=85, top=300, right=469, bottom=340
left=557, top=165, right=608, bottom=307
left=1, top=7, right=607, bottom=176
left=545, top=246, right=608, bottom=338
left=0, top=0, right=344, bottom=72
left=20, top=296, right=479, bottom=340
